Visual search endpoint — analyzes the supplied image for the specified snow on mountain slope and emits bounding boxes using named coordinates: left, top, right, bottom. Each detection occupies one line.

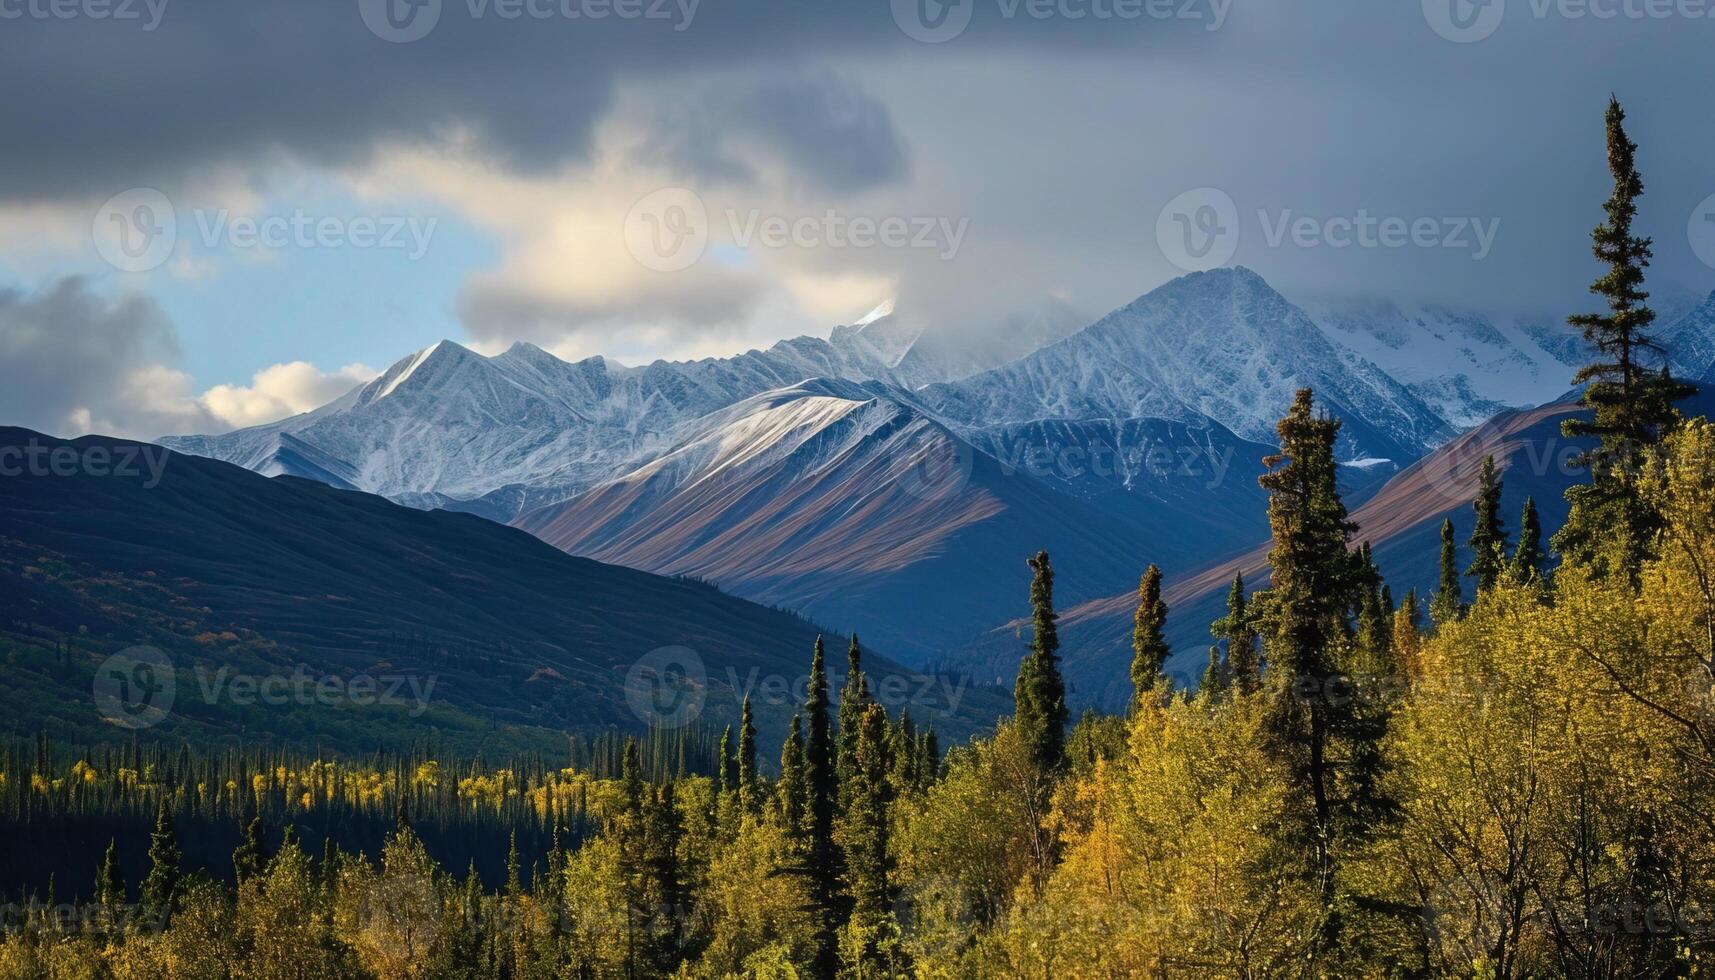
left=1304, top=299, right=1578, bottom=429
left=918, top=267, right=1452, bottom=463
left=514, top=379, right=1167, bottom=663
left=159, top=323, right=924, bottom=520
left=1659, top=289, right=1715, bottom=380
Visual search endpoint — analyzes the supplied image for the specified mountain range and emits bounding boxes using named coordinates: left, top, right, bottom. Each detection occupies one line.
left=157, top=268, right=1715, bottom=708
left=0, top=427, right=1005, bottom=752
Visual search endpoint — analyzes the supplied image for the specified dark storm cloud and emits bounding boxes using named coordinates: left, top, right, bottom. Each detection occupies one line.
left=0, top=277, right=214, bottom=436
left=0, top=0, right=1187, bottom=205
left=635, top=72, right=909, bottom=194
left=457, top=266, right=764, bottom=348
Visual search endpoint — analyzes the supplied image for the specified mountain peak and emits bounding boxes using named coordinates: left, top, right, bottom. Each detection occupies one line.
left=365, top=338, right=483, bottom=402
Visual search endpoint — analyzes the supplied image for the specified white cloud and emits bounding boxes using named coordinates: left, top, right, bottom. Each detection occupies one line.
left=197, top=361, right=377, bottom=429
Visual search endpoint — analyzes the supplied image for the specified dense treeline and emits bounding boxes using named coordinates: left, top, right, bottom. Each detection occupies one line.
left=5, top=97, right=1715, bottom=977
left=0, top=726, right=727, bottom=904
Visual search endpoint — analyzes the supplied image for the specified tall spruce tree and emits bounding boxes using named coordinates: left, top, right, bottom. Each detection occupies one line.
left=1466, top=455, right=1508, bottom=593
left=1555, top=96, right=1694, bottom=580
left=717, top=725, right=736, bottom=797
left=778, top=714, right=808, bottom=841
left=843, top=702, right=895, bottom=923
left=1512, top=496, right=1545, bottom=582
left=1014, top=550, right=1068, bottom=775
left=1216, top=572, right=1260, bottom=695
left=737, top=697, right=758, bottom=814
left=1431, top=518, right=1463, bottom=625
left=1130, top=564, right=1170, bottom=707
left=836, top=634, right=871, bottom=789
left=1200, top=646, right=1228, bottom=699
left=141, top=801, right=181, bottom=923
left=803, top=636, right=846, bottom=976
left=1255, top=389, right=1357, bottom=935
left=95, top=838, right=124, bottom=913
left=233, top=812, right=266, bottom=884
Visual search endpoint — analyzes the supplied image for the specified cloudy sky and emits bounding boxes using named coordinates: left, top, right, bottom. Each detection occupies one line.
left=2, top=0, right=1713, bottom=438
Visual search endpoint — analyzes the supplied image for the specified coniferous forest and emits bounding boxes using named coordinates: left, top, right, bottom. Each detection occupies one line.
left=8, top=101, right=1715, bottom=979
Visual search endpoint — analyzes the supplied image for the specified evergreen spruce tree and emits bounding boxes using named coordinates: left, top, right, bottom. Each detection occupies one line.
left=717, top=725, right=736, bottom=797
left=140, top=800, right=181, bottom=924
left=1200, top=646, right=1228, bottom=699
left=1216, top=572, right=1260, bottom=695
left=1255, top=389, right=1357, bottom=942
left=778, top=714, right=808, bottom=841
left=233, top=812, right=267, bottom=884
left=837, top=634, right=871, bottom=789
left=1014, top=550, right=1068, bottom=775
left=1130, top=564, right=1170, bottom=708
left=890, top=711, right=919, bottom=795
left=918, top=728, right=939, bottom=784
left=803, top=636, right=847, bottom=976
left=844, top=702, right=895, bottom=922
left=737, top=697, right=758, bottom=815
left=644, top=781, right=686, bottom=965
left=1555, top=96, right=1694, bottom=580
left=1512, top=495, right=1545, bottom=582
left=1431, top=518, right=1463, bottom=625
left=1467, top=455, right=1508, bottom=593
left=95, top=838, right=124, bottom=915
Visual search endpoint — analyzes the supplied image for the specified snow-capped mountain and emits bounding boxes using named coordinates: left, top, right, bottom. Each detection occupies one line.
left=917, top=267, right=1454, bottom=463
left=155, top=266, right=1715, bottom=676
left=1304, top=299, right=1578, bottom=430
left=160, top=318, right=929, bottom=519
left=514, top=379, right=1179, bottom=661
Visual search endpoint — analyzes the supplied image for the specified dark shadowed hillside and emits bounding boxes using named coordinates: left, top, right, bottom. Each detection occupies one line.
left=0, top=428, right=1006, bottom=754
